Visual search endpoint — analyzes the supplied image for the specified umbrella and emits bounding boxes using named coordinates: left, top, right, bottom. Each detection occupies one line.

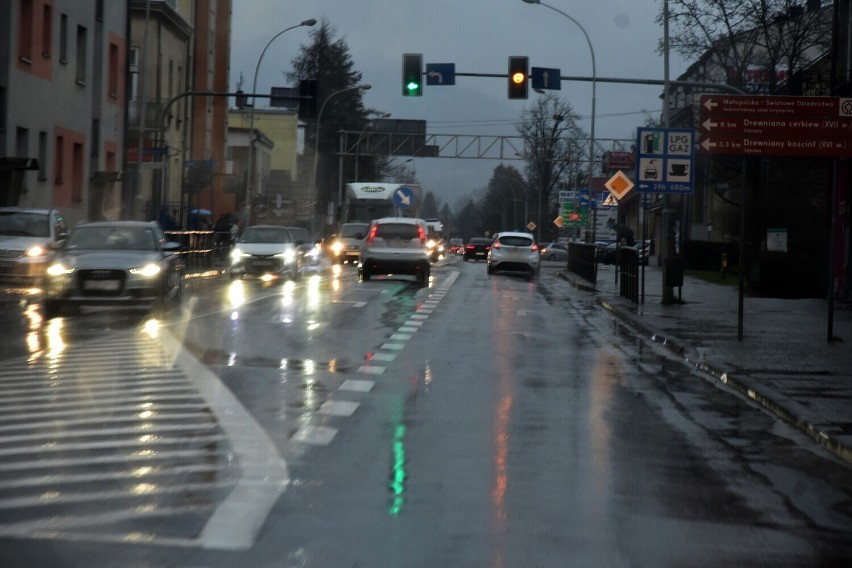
left=189, top=208, right=212, bottom=216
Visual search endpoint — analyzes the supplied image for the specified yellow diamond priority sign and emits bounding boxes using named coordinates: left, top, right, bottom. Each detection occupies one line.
left=604, top=170, right=634, bottom=200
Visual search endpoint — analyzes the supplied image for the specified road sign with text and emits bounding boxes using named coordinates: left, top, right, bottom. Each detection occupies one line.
left=635, top=127, right=696, bottom=194
left=699, top=95, right=852, bottom=157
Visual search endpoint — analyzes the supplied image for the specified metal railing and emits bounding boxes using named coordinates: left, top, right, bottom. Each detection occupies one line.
left=165, top=230, right=215, bottom=271
left=567, top=242, right=597, bottom=284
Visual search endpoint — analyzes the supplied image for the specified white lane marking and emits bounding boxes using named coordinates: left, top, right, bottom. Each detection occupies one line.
left=319, top=400, right=359, bottom=417
left=398, top=326, right=419, bottom=334
left=410, top=314, right=429, bottom=320
left=405, top=320, right=425, bottom=327
left=339, top=380, right=374, bottom=393
left=390, top=333, right=413, bottom=341
left=291, top=425, right=337, bottom=445
left=380, top=342, right=406, bottom=351
left=358, top=365, right=386, bottom=375
left=369, top=352, right=397, bottom=362
left=162, top=328, right=288, bottom=551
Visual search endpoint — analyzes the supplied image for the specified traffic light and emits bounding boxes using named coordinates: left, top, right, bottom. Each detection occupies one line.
left=235, top=89, right=247, bottom=109
left=298, top=79, right=317, bottom=120
left=402, top=53, right=422, bottom=96
left=507, top=56, right=528, bottom=99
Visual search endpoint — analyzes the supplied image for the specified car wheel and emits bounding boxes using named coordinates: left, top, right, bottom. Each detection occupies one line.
left=486, top=262, right=493, bottom=275
left=359, top=266, right=370, bottom=282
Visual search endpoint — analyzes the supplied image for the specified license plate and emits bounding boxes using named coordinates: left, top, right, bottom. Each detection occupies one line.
left=83, top=279, right=120, bottom=291
left=252, top=260, right=273, bottom=267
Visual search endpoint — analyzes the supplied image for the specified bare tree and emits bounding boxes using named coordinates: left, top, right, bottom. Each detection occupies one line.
left=663, top=0, right=831, bottom=93
left=517, top=95, right=585, bottom=239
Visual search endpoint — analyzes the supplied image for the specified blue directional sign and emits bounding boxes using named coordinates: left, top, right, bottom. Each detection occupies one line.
left=531, top=67, right=561, bottom=91
left=635, top=127, right=696, bottom=194
left=393, top=186, right=417, bottom=209
left=426, top=63, right=455, bottom=86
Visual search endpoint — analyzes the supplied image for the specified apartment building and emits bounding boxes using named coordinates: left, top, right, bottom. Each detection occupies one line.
left=1, top=0, right=127, bottom=228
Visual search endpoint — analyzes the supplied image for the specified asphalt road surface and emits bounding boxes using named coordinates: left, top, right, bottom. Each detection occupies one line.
left=0, top=257, right=850, bottom=567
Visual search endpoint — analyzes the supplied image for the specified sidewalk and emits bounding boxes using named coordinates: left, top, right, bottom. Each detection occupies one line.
left=557, top=262, right=852, bottom=466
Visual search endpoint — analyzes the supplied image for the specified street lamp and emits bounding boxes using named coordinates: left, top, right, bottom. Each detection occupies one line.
left=244, top=18, right=316, bottom=225
left=522, top=0, right=596, bottom=234
left=311, top=84, right=372, bottom=234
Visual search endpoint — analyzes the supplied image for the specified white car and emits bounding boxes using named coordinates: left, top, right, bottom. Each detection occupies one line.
left=487, top=231, right=540, bottom=279
left=0, top=207, right=68, bottom=287
left=328, top=222, right=369, bottom=264
left=358, top=217, right=431, bottom=286
left=229, top=225, right=310, bottom=280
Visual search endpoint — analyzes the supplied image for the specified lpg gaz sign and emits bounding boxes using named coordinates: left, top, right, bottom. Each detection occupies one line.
left=635, top=127, right=696, bottom=194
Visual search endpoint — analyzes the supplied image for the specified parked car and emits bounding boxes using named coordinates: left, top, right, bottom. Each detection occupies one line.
left=0, top=207, right=68, bottom=287
left=596, top=242, right=619, bottom=264
left=41, top=221, right=184, bottom=317
left=328, top=222, right=370, bottom=264
left=358, top=217, right=431, bottom=286
left=230, top=225, right=313, bottom=280
left=463, top=237, right=492, bottom=261
left=539, top=242, right=568, bottom=261
left=487, top=231, right=540, bottom=278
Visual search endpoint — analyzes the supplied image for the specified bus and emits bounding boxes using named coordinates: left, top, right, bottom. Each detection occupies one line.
left=341, top=182, right=422, bottom=224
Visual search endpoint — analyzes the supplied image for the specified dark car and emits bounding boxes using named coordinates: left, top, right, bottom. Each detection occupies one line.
left=463, top=237, right=492, bottom=261
left=42, top=221, right=184, bottom=317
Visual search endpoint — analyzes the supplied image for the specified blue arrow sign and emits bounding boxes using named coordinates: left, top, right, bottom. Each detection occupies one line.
left=426, top=63, right=455, bottom=85
left=393, top=186, right=417, bottom=209
left=531, top=67, right=561, bottom=90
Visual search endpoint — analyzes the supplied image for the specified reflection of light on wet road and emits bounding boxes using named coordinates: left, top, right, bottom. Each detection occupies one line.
left=228, top=280, right=246, bottom=309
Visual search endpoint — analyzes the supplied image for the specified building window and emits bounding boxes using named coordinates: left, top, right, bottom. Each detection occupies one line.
left=38, top=131, right=47, bottom=181
left=18, top=0, right=34, bottom=62
left=41, top=4, right=52, bottom=58
left=72, top=142, right=83, bottom=202
left=16, top=127, right=29, bottom=159
left=54, top=135, right=64, bottom=184
left=59, top=14, right=68, bottom=63
left=75, top=25, right=87, bottom=85
left=108, top=42, right=119, bottom=97
left=129, top=47, right=139, bottom=101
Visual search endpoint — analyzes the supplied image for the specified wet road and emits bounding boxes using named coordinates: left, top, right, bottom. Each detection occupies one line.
left=0, top=258, right=850, bottom=567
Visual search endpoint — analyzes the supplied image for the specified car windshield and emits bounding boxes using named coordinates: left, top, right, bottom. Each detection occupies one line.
left=239, top=227, right=292, bottom=244
left=373, top=223, right=420, bottom=240
left=498, top=236, right=533, bottom=247
left=0, top=211, right=49, bottom=237
left=339, top=224, right=368, bottom=238
left=66, top=226, right=157, bottom=251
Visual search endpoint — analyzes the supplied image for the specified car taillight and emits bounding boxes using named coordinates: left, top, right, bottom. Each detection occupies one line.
left=417, top=225, right=426, bottom=241
left=531, top=243, right=539, bottom=252
left=492, top=241, right=500, bottom=249
left=465, top=244, right=474, bottom=250
left=367, top=224, right=378, bottom=243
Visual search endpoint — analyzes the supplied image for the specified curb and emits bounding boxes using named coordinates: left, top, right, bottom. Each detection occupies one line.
left=557, top=271, right=852, bottom=466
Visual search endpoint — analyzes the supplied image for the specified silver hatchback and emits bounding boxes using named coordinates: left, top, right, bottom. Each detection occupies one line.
left=358, top=217, right=431, bottom=286
left=487, top=231, right=540, bottom=279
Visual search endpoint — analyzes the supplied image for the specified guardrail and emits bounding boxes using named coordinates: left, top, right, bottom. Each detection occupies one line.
left=567, top=242, right=597, bottom=284
left=164, top=230, right=215, bottom=270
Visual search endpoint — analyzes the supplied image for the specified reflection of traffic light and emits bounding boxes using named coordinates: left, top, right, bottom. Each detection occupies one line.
left=507, top=56, right=528, bottom=99
left=402, top=53, right=422, bottom=96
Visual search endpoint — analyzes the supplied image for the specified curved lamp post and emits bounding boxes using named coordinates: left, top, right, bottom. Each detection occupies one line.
left=310, top=84, right=372, bottom=234
left=522, top=0, right=596, bottom=233
left=244, top=18, right=316, bottom=224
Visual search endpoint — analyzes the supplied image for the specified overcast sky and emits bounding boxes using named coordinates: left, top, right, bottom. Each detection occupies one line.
left=229, top=0, right=691, bottom=207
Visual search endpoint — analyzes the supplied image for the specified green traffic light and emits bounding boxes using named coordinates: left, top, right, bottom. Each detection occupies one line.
left=406, top=81, right=420, bottom=93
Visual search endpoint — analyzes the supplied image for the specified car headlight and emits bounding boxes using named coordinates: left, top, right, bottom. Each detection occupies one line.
left=274, top=249, right=296, bottom=263
left=46, top=262, right=74, bottom=276
left=129, top=264, right=162, bottom=277
left=26, top=245, right=47, bottom=258
left=330, top=241, right=344, bottom=255
left=230, top=247, right=246, bottom=264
